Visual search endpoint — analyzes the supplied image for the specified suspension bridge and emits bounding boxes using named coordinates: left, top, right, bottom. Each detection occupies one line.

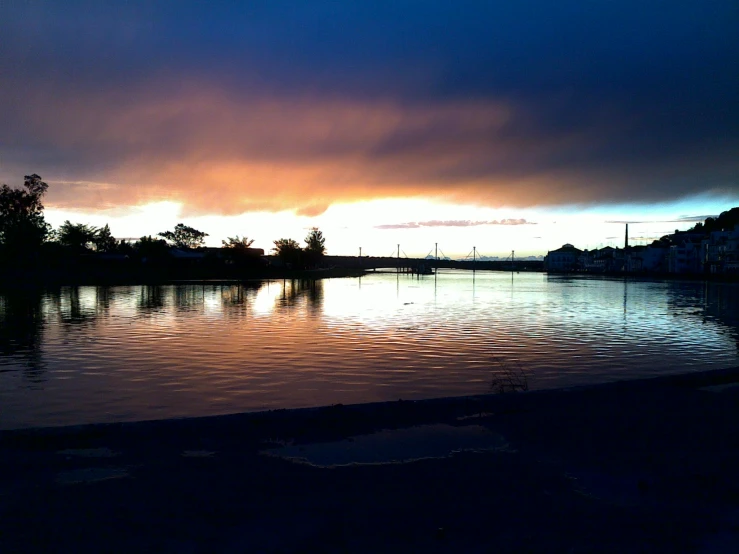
left=322, top=244, right=543, bottom=273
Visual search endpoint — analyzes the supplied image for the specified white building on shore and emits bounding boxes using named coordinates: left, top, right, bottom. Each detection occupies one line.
left=544, top=244, right=582, bottom=272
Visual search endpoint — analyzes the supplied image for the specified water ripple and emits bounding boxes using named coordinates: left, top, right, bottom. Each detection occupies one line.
left=1, top=273, right=738, bottom=429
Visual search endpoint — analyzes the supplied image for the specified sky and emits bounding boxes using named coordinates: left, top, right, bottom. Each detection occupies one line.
left=1, top=1, right=738, bottom=258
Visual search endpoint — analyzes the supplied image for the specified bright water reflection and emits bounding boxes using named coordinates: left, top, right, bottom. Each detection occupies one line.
left=1, top=271, right=738, bottom=429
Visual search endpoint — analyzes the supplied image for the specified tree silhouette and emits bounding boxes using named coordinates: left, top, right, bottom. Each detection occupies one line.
left=222, top=235, right=262, bottom=267
left=273, top=238, right=302, bottom=267
left=57, top=221, right=98, bottom=252
left=222, top=235, right=255, bottom=250
left=94, top=224, right=118, bottom=253
left=304, top=227, right=326, bottom=268
left=159, top=223, right=208, bottom=249
left=0, top=174, right=51, bottom=260
left=135, top=235, right=170, bottom=261
left=304, top=227, right=326, bottom=255
left=687, top=208, right=739, bottom=234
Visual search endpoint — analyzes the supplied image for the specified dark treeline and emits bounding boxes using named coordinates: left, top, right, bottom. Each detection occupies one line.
left=684, top=209, right=739, bottom=236
left=0, top=174, right=350, bottom=285
left=649, top=207, right=739, bottom=248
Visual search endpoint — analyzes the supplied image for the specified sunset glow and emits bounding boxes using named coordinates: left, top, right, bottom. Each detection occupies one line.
left=2, top=1, right=737, bottom=255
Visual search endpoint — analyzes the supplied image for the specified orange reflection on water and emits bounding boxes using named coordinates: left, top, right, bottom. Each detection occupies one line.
left=0, top=272, right=738, bottom=429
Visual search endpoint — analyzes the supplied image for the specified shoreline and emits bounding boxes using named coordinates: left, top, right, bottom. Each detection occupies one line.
left=4, top=365, right=739, bottom=552
left=4, top=364, right=739, bottom=438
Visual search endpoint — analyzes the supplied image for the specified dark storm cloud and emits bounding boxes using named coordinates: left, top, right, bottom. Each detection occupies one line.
left=1, top=1, right=737, bottom=214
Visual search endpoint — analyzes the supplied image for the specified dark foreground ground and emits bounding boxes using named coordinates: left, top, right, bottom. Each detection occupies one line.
left=3, top=368, right=739, bottom=553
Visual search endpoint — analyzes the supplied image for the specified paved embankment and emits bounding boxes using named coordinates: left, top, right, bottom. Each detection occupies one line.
left=3, top=367, right=739, bottom=553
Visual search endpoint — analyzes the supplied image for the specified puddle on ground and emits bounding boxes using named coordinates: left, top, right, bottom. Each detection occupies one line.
left=57, top=448, right=119, bottom=458
left=182, top=450, right=216, bottom=458
left=262, top=424, right=510, bottom=467
left=457, top=412, right=496, bottom=421
left=56, top=467, right=129, bottom=485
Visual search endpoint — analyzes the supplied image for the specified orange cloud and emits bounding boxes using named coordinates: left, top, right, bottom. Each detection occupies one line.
left=2, top=79, right=735, bottom=216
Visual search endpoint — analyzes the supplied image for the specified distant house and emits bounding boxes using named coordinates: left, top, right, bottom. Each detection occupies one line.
left=554, top=219, right=739, bottom=276
left=625, top=245, right=667, bottom=273
left=668, top=240, right=703, bottom=274
left=644, top=245, right=668, bottom=272
left=170, top=248, right=206, bottom=260
left=241, top=247, right=265, bottom=257
left=209, top=246, right=264, bottom=257
left=704, top=225, right=739, bottom=274
left=595, top=246, right=622, bottom=272
left=220, top=246, right=268, bottom=267
left=625, top=246, right=646, bottom=273
left=544, top=244, right=582, bottom=272
left=579, top=249, right=596, bottom=271
left=579, top=246, right=619, bottom=272
left=726, top=227, right=739, bottom=274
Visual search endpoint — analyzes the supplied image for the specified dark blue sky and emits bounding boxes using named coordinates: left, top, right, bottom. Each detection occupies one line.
left=1, top=0, right=737, bottom=214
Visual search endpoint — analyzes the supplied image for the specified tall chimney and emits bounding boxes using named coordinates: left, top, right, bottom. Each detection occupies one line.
left=625, top=223, right=629, bottom=249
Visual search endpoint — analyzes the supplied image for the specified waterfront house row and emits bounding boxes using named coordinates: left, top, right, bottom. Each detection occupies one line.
left=544, top=225, right=739, bottom=275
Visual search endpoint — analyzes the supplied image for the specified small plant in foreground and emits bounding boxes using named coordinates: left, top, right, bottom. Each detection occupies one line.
left=490, top=357, right=529, bottom=394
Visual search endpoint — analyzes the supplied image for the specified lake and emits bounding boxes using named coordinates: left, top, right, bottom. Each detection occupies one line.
left=1, top=271, right=738, bottom=429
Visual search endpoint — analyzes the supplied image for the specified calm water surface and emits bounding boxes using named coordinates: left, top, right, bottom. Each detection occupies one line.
left=1, top=271, right=738, bottom=429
